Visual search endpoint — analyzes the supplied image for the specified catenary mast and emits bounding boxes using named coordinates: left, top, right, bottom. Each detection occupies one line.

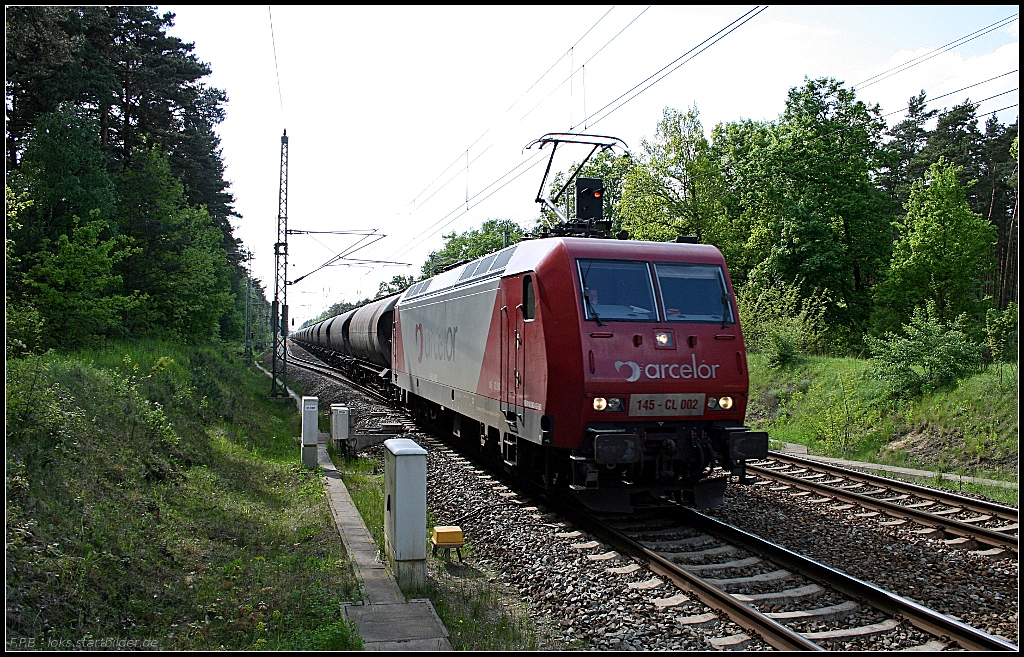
left=270, top=130, right=290, bottom=399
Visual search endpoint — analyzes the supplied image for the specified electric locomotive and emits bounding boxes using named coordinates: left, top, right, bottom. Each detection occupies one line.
left=295, top=134, right=767, bottom=511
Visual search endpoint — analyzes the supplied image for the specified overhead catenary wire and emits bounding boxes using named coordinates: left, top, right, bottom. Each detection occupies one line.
left=290, top=232, right=397, bottom=285
left=640, top=71, right=1021, bottom=199
left=407, top=6, right=651, bottom=215
left=379, top=8, right=1015, bottom=276
left=389, top=150, right=550, bottom=261
left=419, top=72, right=1018, bottom=257
left=516, top=6, right=653, bottom=126
left=383, top=7, right=765, bottom=264
left=853, top=13, right=1018, bottom=91
left=404, top=5, right=640, bottom=215
left=268, top=6, right=285, bottom=119
left=881, top=70, right=1019, bottom=119
left=576, top=5, right=769, bottom=131
left=408, top=6, right=617, bottom=208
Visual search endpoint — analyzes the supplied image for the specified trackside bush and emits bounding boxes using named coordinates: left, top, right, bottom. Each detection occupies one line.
left=736, top=279, right=827, bottom=368
left=985, top=302, right=1018, bottom=364
left=866, top=301, right=981, bottom=399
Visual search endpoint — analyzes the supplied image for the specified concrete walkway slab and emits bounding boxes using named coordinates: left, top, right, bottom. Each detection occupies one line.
left=343, top=600, right=450, bottom=650
left=253, top=362, right=453, bottom=649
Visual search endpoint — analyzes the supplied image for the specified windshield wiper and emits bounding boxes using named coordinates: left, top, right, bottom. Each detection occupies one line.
left=580, top=264, right=606, bottom=327
left=721, top=294, right=730, bottom=328
left=584, top=288, right=605, bottom=327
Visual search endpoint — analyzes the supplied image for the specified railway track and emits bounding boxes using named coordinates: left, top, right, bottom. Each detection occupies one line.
left=747, top=453, right=1018, bottom=554
left=282, top=349, right=1018, bottom=651
left=286, top=347, right=393, bottom=405
left=556, top=504, right=1018, bottom=651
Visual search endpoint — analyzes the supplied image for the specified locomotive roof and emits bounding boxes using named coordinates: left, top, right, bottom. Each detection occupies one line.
left=504, top=237, right=726, bottom=276
left=304, top=237, right=726, bottom=332
left=399, top=237, right=726, bottom=304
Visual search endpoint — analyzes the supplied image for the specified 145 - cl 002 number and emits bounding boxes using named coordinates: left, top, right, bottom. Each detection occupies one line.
left=629, top=394, right=706, bottom=417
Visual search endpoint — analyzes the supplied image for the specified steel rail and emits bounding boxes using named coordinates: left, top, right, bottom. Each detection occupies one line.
left=749, top=466, right=1018, bottom=553
left=673, top=506, right=1019, bottom=652
left=551, top=503, right=825, bottom=651
left=762, top=452, right=1018, bottom=520
left=283, top=348, right=1017, bottom=650
left=286, top=345, right=393, bottom=405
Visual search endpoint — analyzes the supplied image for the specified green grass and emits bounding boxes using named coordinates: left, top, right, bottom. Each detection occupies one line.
left=332, top=452, right=540, bottom=650
left=407, top=574, right=539, bottom=650
left=334, top=454, right=385, bottom=553
left=921, top=475, right=1017, bottom=507
left=747, top=354, right=1018, bottom=499
left=6, top=340, right=361, bottom=650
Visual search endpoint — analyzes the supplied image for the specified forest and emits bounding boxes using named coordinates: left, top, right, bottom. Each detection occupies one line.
left=305, top=78, right=1018, bottom=402
left=6, top=6, right=1018, bottom=401
left=3, top=6, right=1017, bottom=648
left=6, top=6, right=267, bottom=354
left=565, top=83, right=1018, bottom=356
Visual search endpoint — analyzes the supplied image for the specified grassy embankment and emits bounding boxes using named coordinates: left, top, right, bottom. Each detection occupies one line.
left=6, top=341, right=362, bottom=650
left=746, top=354, right=1018, bottom=505
left=330, top=449, right=540, bottom=650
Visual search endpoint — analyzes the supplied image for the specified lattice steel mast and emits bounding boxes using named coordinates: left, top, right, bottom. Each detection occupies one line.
left=270, top=130, right=290, bottom=398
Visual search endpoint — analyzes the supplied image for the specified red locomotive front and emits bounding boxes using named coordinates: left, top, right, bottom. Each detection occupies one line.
left=384, top=236, right=766, bottom=511
left=501, top=237, right=765, bottom=509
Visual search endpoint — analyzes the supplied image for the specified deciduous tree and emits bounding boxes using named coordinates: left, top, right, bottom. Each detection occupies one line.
left=423, top=218, right=523, bottom=277
left=873, top=159, right=996, bottom=335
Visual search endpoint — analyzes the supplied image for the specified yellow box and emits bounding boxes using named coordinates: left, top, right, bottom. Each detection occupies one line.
left=431, top=526, right=463, bottom=546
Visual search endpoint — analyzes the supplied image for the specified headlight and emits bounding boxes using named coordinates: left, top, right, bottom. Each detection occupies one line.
left=707, top=396, right=734, bottom=410
left=593, top=397, right=624, bottom=412
left=654, top=331, right=673, bottom=347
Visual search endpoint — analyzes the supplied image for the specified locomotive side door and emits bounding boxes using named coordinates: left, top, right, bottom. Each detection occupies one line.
left=500, top=275, right=524, bottom=429
left=500, top=272, right=536, bottom=465
left=501, top=272, right=537, bottom=421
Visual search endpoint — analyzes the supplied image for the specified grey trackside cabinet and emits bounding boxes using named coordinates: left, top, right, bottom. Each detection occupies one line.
left=330, top=404, right=350, bottom=450
left=301, top=396, right=318, bottom=468
left=383, top=438, right=427, bottom=589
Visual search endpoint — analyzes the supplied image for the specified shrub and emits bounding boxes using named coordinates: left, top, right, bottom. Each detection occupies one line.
left=866, top=301, right=981, bottom=399
left=736, top=279, right=827, bottom=367
left=985, top=302, right=1018, bottom=364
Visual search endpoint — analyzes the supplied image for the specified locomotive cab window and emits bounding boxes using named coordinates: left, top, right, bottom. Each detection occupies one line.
left=523, top=275, right=536, bottom=320
left=577, top=259, right=658, bottom=322
left=654, top=263, right=734, bottom=323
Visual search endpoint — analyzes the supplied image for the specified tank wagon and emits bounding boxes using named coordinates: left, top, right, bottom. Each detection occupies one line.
left=295, top=134, right=767, bottom=510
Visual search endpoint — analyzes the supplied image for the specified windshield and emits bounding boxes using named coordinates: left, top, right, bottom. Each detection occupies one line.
left=577, top=259, right=658, bottom=321
left=654, top=263, right=734, bottom=323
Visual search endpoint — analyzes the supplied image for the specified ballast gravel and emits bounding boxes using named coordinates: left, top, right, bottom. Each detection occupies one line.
left=421, top=441, right=774, bottom=651
left=705, top=483, right=1019, bottom=646
left=284, top=360, right=1017, bottom=650
left=286, top=363, right=769, bottom=650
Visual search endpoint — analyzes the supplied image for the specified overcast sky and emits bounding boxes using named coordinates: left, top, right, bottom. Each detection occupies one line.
left=158, top=5, right=1019, bottom=325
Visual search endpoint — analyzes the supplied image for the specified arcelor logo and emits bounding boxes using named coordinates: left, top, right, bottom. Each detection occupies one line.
left=414, top=322, right=457, bottom=364
left=614, top=361, right=642, bottom=382
left=615, top=356, right=720, bottom=381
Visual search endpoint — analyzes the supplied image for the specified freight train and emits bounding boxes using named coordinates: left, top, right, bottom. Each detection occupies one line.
left=293, top=134, right=767, bottom=511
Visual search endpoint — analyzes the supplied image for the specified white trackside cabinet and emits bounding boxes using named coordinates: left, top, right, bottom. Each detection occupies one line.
left=301, top=396, right=319, bottom=446
left=383, top=438, right=427, bottom=588
left=300, top=396, right=319, bottom=468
